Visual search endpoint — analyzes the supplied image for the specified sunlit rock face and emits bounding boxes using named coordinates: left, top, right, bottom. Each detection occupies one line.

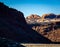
left=0, top=2, right=51, bottom=43
left=26, top=14, right=60, bottom=42
left=26, top=13, right=60, bottom=42
left=31, top=22, right=60, bottom=42
left=26, top=14, right=41, bottom=24
left=26, top=13, right=58, bottom=24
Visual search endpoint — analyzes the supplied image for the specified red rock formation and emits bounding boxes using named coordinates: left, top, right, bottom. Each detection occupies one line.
left=26, top=14, right=41, bottom=24
left=26, top=14, right=41, bottom=19
left=28, top=22, right=60, bottom=42
left=26, top=14, right=60, bottom=42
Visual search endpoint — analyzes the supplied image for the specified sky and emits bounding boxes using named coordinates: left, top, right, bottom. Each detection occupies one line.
left=0, top=0, right=60, bottom=17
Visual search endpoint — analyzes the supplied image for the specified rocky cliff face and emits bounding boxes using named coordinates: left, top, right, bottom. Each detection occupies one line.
left=26, top=14, right=60, bottom=42
left=0, top=2, right=51, bottom=43
left=29, top=22, right=60, bottom=42
left=26, top=14, right=41, bottom=24
left=26, top=13, right=60, bottom=24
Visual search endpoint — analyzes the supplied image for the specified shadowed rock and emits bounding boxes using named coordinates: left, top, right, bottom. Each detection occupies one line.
left=0, top=2, right=51, bottom=43
left=57, top=15, right=60, bottom=18
left=42, top=13, right=56, bottom=19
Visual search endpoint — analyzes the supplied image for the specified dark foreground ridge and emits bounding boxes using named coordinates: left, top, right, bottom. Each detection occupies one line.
left=0, top=2, right=52, bottom=43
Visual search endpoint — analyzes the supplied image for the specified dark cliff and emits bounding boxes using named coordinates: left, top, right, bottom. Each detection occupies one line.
left=0, top=2, right=51, bottom=43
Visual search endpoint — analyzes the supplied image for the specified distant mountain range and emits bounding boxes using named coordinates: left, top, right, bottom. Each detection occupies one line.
left=26, top=14, right=60, bottom=24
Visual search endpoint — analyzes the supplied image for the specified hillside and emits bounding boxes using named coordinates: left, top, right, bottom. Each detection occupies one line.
left=0, top=2, right=51, bottom=44
left=26, top=14, right=60, bottom=42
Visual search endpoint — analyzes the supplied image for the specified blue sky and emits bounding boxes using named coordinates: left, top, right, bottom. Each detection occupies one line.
left=0, top=0, right=60, bottom=17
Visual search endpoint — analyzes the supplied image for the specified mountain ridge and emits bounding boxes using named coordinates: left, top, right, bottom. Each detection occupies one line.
left=0, top=2, right=51, bottom=43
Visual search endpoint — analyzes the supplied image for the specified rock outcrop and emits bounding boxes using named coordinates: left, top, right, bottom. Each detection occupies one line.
left=26, top=13, right=60, bottom=24
left=28, top=22, right=60, bottom=42
left=0, top=2, right=51, bottom=43
left=26, top=14, right=41, bottom=24
left=57, top=15, right=60, bottom=18
left=42, top=13, right=56, bottom=19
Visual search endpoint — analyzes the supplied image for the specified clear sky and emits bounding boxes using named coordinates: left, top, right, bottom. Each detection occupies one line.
left=0, top=0, right=60, bottom=17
